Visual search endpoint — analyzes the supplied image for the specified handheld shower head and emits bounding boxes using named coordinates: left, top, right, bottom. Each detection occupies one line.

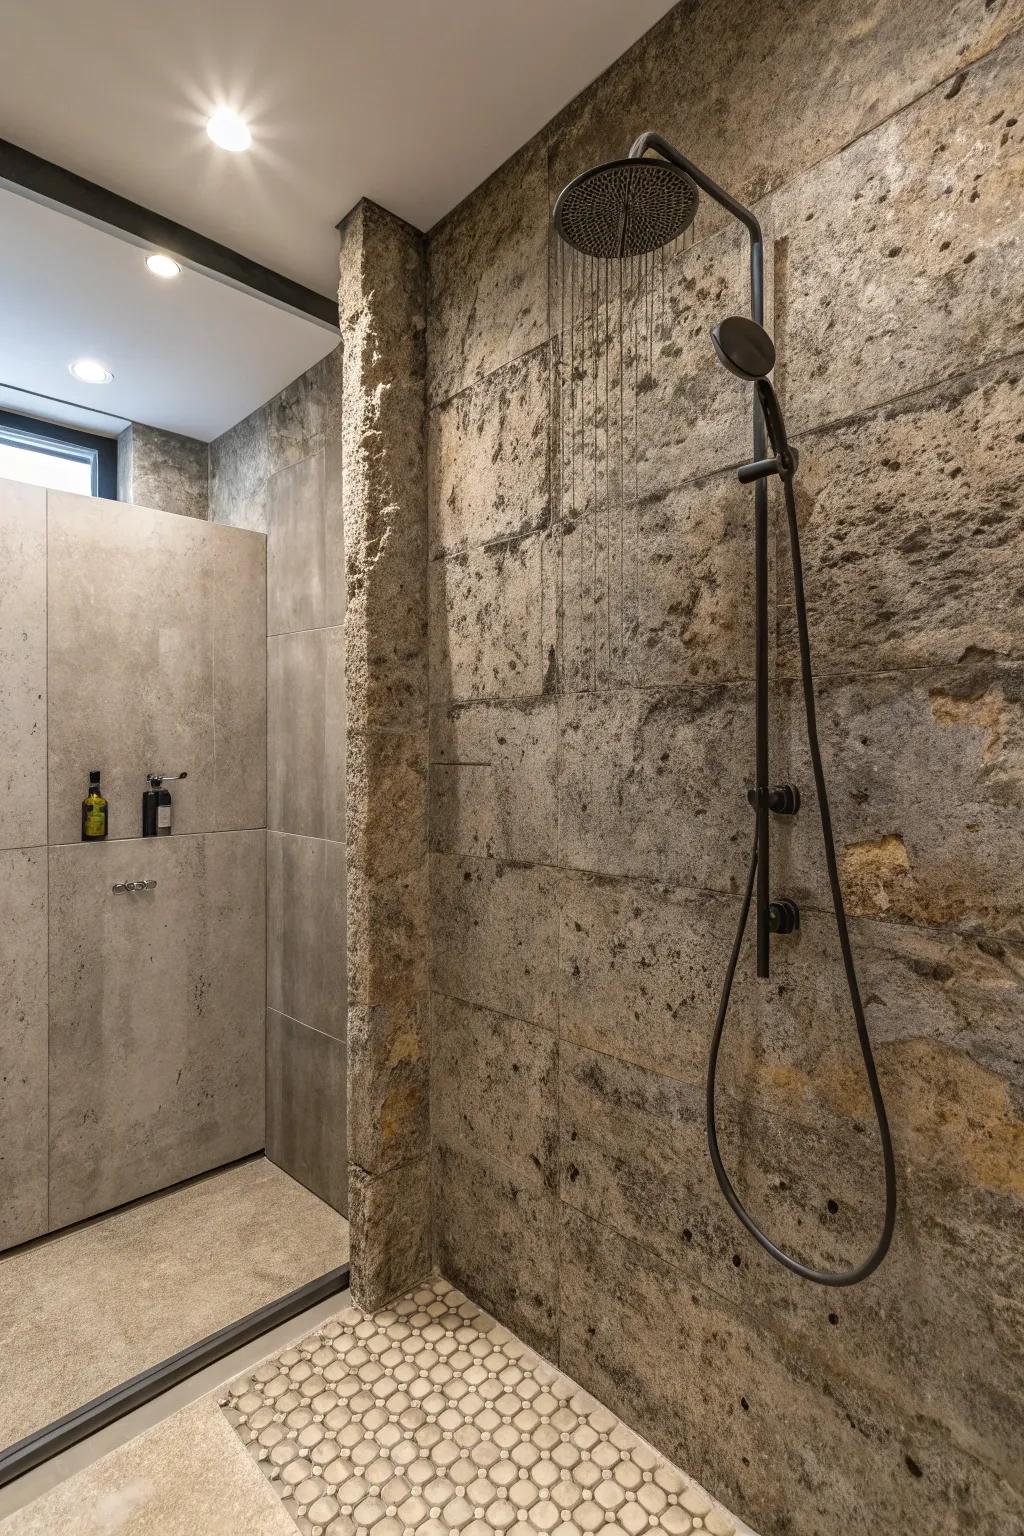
left=710, top=314, right=794, bottom=480
left=553, top=157, right=699, bottom=259
left=710, top=315, right=776, bottom=380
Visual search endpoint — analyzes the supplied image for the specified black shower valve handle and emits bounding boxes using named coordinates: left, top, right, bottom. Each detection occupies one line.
left=747, top=783, right=800, bottom=815
left=767, top=898, right=800, bottom=935
left=737, top=444, right=799, bottom=484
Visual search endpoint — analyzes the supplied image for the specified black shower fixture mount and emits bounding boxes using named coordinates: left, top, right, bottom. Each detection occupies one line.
left=553, top=133, right=896, bottom=1287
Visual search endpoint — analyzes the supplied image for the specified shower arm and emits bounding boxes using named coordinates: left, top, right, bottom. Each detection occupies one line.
left=629, top=131, right=774, bottom=978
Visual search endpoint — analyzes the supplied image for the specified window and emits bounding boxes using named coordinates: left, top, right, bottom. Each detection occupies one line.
left=0, top=410, right=118, bottom=498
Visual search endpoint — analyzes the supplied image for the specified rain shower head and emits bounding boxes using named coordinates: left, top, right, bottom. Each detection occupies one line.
left=553, top=157, right=699, bottom=259
left=710, top=315, right=776, bottom=381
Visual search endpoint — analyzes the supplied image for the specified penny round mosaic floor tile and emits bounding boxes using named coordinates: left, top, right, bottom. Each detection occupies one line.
left=220, top=1277, right=753, bottom=1536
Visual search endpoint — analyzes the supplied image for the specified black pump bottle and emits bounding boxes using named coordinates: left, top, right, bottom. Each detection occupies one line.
left=142, top=772, right=187, bottom=836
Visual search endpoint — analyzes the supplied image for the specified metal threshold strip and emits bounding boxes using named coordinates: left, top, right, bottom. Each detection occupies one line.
left=0, top=1262, right=351, bottom=1490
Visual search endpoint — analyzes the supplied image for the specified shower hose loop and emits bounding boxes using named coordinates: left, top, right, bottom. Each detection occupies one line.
left=706, top=475, right=897, bottom=1286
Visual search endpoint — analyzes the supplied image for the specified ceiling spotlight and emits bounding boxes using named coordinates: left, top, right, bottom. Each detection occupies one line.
left=69, top=359, right=113, bottom=385
left=145, top=252, right=181, bottom=279
left=206, top=108, right=252, bottom=152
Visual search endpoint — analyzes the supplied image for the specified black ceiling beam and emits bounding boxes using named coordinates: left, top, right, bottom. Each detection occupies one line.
left=0, top=136, right=339, bottom=330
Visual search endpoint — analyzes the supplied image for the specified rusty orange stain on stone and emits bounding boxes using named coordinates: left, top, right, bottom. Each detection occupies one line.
left=379, top=1080, right=422, bottom=1150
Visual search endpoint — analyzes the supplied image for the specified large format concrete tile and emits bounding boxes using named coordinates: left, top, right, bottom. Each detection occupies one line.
left=267, top=1010, right=346, bottom=1214
left=0, top=1397, right=297, bottom=1536
left=0, top=848, right=47, bottom=1251
left=267, top=831, right=346, bottom=1040
left=212, top=521, right=267, bottom=831
left=47, top=492, right=266, bottom=844
left=0, top=1158, right=349, bottom=1450
left=267, top=627, right=345, bottom=839
left=47, top=491, right=212, bottom=843
left=267, top=449, right=344, bottom=637
left=47, top=831, right=265, bottom=1228
left=0, top=480, right=45, bottom=850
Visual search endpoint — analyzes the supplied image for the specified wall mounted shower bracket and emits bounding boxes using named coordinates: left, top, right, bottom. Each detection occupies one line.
left=626, top=131, right=777, bottom=979
left=553, top=134, right=896, bottom=1283
left=747, top=783, right=800, bottom=815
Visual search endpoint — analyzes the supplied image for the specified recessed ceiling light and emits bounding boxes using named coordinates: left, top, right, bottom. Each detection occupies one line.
left=145, top=252, right=181, bottom=279
left=206, top=108, right=252, bottom=152
left=69, top=359, right=113, bottom=385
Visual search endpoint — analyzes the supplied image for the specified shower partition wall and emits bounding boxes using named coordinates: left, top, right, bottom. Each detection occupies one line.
left=0, top=478, right=267, bottom=1250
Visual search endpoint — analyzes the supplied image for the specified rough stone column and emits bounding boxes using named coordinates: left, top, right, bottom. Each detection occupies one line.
left=339, top=198, right=431, bottom=1308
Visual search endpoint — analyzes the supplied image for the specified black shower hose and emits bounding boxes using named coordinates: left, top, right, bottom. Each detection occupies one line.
left=706, top=472, right=897, bottom=1285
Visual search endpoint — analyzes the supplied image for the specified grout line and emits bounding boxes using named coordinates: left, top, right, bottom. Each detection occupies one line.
left=266, top=1006, right=345, bottom=1047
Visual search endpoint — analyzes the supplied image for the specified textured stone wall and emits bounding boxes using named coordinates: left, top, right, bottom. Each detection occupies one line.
left=210, top=345, right=349, bottom=1216
left=339, top=200, right=431, bottom=1308
left=116, top=421, right=208, bottom=519
left=425, top=2, right=1024, bottom=1532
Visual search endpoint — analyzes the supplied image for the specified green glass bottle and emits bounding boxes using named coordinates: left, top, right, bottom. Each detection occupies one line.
left=81, top=770, right=108, bottom=841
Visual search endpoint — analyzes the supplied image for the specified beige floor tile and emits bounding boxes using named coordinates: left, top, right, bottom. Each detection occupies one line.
left=0, top=1158, right=349, bottom=1448
left=0, top=1399, right=297, bottom=1536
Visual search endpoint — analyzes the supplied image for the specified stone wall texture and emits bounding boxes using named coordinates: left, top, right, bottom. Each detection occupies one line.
left=424, top=2, right=1024, bottom=1533
left=116, top=421, right=209, bottom=519
left=340, top=200, right=431, bottom=1309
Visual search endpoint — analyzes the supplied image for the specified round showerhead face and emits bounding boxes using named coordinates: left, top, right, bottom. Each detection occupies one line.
left=553, top=157, right=699, bottom=259
left=710, top=315, right=776, bottom=380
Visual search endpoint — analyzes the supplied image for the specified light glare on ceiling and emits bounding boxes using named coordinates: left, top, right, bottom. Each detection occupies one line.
left=69, top=358, right=113, bottom=384
left=145, top=252, right=181, bottom=279
left=206, top=108, right=252, bottom=152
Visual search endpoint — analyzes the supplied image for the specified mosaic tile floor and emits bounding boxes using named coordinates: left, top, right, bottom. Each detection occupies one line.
left=220, top=1277, right=753, bottom=1536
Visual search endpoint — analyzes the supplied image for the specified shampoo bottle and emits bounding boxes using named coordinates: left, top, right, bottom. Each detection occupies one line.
left=81, top=770, right=108, bottom=841
left=142, top=772, right=187, bottom=836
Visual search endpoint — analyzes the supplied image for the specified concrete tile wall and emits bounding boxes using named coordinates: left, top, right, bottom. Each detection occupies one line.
left=0, top=848, right=47, bottom=1249
left=0, top=477, right=267, bottom=1250
left=48, top=831, right=266, bottom=1227
left=47, top=492, right=266, bottom=843
left=425, top=4, right=1024, bottom=1532
left=0, top=481, right=46, bottom=849
left=210, top=344, right=348, bottom=1218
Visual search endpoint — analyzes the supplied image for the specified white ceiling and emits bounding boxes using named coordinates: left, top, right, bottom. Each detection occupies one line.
left=0, top=0, right=673, bottom=439
left=0, top=188, right=340, bottom=440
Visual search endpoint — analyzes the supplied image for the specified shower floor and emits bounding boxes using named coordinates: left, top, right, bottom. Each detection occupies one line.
left=0, top=1277, right=753, bottom=1536
left=221, top=1275, right=751, bottom=1536
left=0, top=1157, right=349, bottom=1451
